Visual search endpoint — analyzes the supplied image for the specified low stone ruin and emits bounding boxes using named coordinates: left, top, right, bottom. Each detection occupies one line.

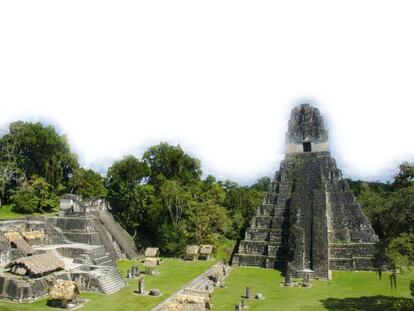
left=184, top=245, right=213, bottom=261
left=234, top=287, right=265, bottom=310
left=185, top=245, right=199, bottom=261
left=127, top=266, right=140, bottom=279
left=281, top=270, right=314, bottom=288
left=163, top=292, right=211, bottom=311
left=144, top=258, right=158, bottom=275
left=54, top=195, right=139, bottom=261
left=145, top=247, right=161, bottom=264
left=198, top=245, right=213, bottom=260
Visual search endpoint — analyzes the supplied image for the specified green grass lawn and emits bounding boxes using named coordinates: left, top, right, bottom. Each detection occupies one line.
left=0, top=258, right=216, bottom=311
left=1, top=260, right=413, bottom=311
left=211, top=267, right=414, bottom=311
left=0, top=205, right=57, bottom=219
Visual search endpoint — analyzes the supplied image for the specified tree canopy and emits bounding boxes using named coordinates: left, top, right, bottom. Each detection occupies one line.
left=142, top=143, right=202, bottom=188
left=349, top=163, right=414, bottom=272
left=68, top=168, right=108, bottom=199
left=0, top=121, right=103, bottom=213
left=105, top=143, right=267, bottom=256
left=0, top=121, right=78, bottom=187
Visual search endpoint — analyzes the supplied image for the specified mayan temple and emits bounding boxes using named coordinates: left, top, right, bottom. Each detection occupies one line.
left=232, top=104, right=379, bottom=279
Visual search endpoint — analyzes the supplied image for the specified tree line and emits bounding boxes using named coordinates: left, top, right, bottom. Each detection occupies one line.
left=0, top=121, right=106, bottom=213
left=347, top=162, right=414, bottom=273
left=0, top=120, right=413, bottom=268
left=0, top=121, right=268, bottom=256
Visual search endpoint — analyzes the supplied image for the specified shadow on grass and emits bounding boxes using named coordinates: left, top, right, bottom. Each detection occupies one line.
left=320, top=295, right=414, bottom=311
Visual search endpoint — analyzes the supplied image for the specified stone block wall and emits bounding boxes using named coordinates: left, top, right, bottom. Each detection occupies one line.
left=233, top=151, right=378, bottom=278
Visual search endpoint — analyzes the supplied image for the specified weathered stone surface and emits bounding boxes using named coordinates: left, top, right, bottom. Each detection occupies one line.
left=138, top=278, right=145, bottom=294
left=149, top=288, right=161, bottom=296
left=286, top=104, right=328, bottom=144
left=255, top=293, right=263, bottom=300
left=233, top=104, right=378, bottom=278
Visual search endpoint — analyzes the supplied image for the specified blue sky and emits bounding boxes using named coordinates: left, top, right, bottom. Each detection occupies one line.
left=1, top=1, right=413, bottom=185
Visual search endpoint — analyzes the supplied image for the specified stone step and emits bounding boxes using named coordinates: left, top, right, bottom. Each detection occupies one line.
left=100, top=276, right=125, bottom=286
left=98, top=259, right=113, bottom=266
left=264, top=193, right=278, bottom=204
left=276, top=196, right=290, bottom=207
left=267, top=244, right=283, bottom=256
left=100, top=283, right=125, bottom=294
left=252, top=215, right=286, bottom=228
left=259, top=204, right=277, bottom=215
left=246, top=228, right=284, bottom=241
left=74, top=254, right=94, bottom=265
left=96, top=268, right=125, bottom=294
left=239, top=240, right=282, bottom=255
left=93, top=254, right=113, bottom=265
left=232, top=253, right=277, bottom=268
left=102, top=280, right=124, bottom=289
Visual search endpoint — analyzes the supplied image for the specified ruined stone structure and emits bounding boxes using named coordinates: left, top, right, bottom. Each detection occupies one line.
left=0, top=195, right=138, bottom=302
left=52, top=194, right=138, bottom=262
left=233, top=104, right=378, bottom=279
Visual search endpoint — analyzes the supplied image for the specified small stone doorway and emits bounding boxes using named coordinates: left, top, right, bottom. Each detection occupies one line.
left=303, top=142, right=312, bottom=152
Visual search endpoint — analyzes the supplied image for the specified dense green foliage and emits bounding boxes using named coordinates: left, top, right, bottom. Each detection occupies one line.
left=142, top=142, right=202, bottom=188
left=0, top=120, right=264, bottom=256
left=0, top=121, right=105, bottom=214
left=67, top=168, right=108, bottom=198
left=386, top=234, right=414, bottom=273
left=10, top=176, right=59, bottom=213
left=106, top=156, right=154, bottom=240
left=106, top=143, right=265, bottom=256
left=221, top=182, right=263, bottom=239
left=348, top=163, right=414, bottom=273
left=0, top=121, right=78, bottom=188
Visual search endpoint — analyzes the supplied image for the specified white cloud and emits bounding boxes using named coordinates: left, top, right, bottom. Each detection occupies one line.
left=1, top=1, right=413, bottom=184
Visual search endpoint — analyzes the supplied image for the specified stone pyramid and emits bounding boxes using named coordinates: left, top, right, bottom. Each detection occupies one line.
left=232, top=104, right=378, bottom=279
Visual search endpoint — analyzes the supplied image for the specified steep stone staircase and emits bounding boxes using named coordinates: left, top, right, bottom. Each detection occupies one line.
left=97, top=210, right=138, bottom=260
left=233, top=176, right=293, bottom=269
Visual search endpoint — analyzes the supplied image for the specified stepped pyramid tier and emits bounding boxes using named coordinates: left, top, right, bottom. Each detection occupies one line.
left=55, top=194, right=139, bottom=261
left=232, top=104, right=379, bottom=279
left=0, top=195, right=137, bottom=301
